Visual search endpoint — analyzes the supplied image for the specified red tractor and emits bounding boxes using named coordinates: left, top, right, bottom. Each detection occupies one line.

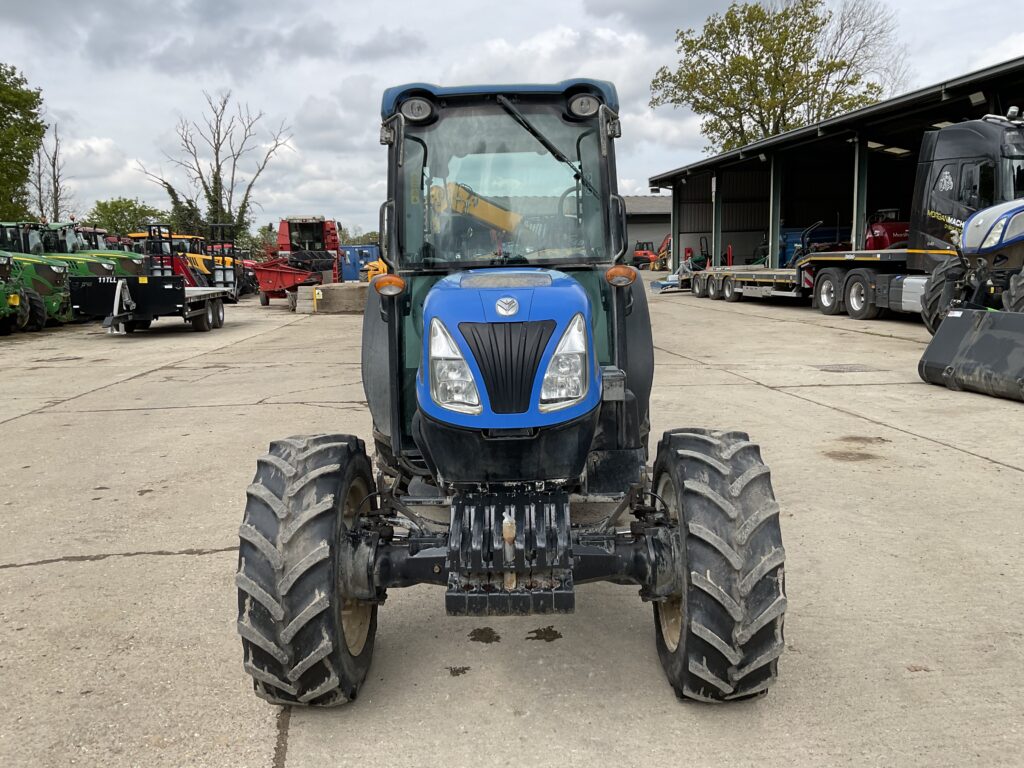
left=276, top=216, right=342, bottom=273
left=864, top=208, right=910, bottom=250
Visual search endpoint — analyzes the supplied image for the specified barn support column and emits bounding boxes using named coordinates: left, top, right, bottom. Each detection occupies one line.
left=670, top=181, right=680, bottom=271
left=852, top=137, right=868, bottom=249
left=768, top=154, right=783, bottom=268
left=711, top=173, right=723, bottom=267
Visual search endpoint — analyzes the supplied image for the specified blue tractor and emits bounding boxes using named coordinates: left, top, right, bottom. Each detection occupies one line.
left=236, top=80, right=787, bottom=705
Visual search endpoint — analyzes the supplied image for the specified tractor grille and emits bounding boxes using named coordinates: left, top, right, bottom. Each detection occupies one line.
left=459, top=321, right=556, bottom=414
left=31, top=265, right=65, bottom=293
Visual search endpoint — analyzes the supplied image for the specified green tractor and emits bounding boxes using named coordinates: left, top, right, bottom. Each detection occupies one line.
left=0, top=250, right=24, bottom=335
left=235, top=80, right=787, bottom=706
left=69, top=224, right=148, bottom=276
left=0, top=223, right=73, bottom=329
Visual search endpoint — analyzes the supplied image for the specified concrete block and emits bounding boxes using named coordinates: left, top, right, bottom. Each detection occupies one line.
left=310, top=282, right=369, bottom=314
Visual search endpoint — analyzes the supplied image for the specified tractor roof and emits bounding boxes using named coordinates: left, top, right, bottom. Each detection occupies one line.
left=380, top=79, right=618, bottom=119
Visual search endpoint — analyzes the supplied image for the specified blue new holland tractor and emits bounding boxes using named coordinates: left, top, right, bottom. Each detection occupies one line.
left=236, top=80, right=787, bottom=706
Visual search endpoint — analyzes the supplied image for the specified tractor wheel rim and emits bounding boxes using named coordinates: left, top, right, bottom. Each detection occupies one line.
left=820, top=280, right=834, bottom=307
left=849, top=283, right=865, bottom=312
left=655, top=472, right=683, bottom=654
left=340, top=476, right=372, bottom=656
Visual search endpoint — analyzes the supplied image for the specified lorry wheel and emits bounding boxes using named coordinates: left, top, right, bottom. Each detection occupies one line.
left=237, top=434, right=378, bottom=706
left=212, top=299, right=225, bottom=328
left=191, top=301, right=214, bottom=332
left=259, top=291, right=270, bottom=307
left=722, top=277, right=741, bottom=302
left=815, top=269, right=843, bottom=315
left=691, top=274, right=707, bottom=298
left=921, top=257, right=965, bottom=334
left=844, top=270, right=881, bottom=320
left=1003, top=271, right=1024, bottom=313
left=652, top=428, right=786, bottom=702
left=23, top=289, right=47, bottom=332
left=707, top=276, right=723, bottom=300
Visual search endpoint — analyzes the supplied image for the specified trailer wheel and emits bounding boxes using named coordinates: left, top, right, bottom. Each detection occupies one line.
left=191, top=301, right=214, bottom=332
left=1003, top=271, right=1024, bottom=313
left=844, top=270, right=881, bottom=320
left=22, top=289, right=47, bottom=332
left=692, top=274, right=707, bottom=298
left=707, top=276, right=723, bottom=300
left=237, top=434, right=378, bottom=706
left=123, top=319, right=151, bottom=333
left=815, top=269, right=843, bottom=315
left=921, top=257, right=966, bottom=334
left=212, top=299, right=225, bottom=329
left=652, top=428, right=786, bottom=702
left=259, top=291, right=270, bottom=307
left=722, top=277, right=741, bottom=302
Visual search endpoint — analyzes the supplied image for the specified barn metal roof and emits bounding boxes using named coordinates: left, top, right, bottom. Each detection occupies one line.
left=649, top=55, right=1024, bottom=186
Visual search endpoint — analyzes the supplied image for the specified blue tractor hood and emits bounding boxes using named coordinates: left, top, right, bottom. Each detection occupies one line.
left=962, top=199, right=1024, bottom=255
left=416, top=267, right=603, bottom=430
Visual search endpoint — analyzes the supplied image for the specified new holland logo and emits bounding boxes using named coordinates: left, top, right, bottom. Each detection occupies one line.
left=495, top=297, right=519, bottom=316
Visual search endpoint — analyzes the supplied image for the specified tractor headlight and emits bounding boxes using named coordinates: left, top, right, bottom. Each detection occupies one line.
left=981, top=217, right=1008, bottom=250
left=132, top=258, right=143, bottom=265
left=103, top=263, right=114, bottom=271
left=540, top=313, right=588, bottom=411
left=52, top=265, right=65, bottom=273
left=429, top=319, right=481, bottom=414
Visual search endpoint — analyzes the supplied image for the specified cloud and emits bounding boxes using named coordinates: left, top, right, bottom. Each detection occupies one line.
left=64, top=138, right=126, bottom=179
left=346, top=28, right=430, bottom=61
left=582, top=0, right=733, bottom=41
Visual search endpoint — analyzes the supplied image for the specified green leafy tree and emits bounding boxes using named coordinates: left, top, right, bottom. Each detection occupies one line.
left=236, top=223, right=277, bottom=259
left=85, top=197, right=166, bottom=234
left=650, top=0, right=908, bottom=152
left=0, top=63, right=46, bottom=219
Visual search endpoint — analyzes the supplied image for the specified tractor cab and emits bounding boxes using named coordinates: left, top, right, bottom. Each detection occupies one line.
left=365, top=80, right=651, bottom=493
left=130, top=225, right=208, bottom=286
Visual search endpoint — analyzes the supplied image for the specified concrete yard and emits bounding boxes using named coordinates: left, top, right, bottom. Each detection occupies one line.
left=1, top=288, right=1023, bottom=767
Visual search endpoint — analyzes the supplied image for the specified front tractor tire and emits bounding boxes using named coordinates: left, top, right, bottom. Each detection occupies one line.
left=236, top=434, right=378, bottom=706
left=921, top=256, right=966, bottom=334
left=652, top=429, right=786, bottom=702
left=1003, top=271, right=1024, bottom=313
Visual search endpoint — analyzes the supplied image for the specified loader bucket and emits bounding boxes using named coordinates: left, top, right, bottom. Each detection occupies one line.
left=918, top=308, right=1024, bottom=402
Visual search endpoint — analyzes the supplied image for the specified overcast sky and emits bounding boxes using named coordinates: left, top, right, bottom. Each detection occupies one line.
left=5, top=0, right=1023, bottom=233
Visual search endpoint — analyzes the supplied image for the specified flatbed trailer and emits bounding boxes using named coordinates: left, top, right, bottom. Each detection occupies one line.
left=69, top=275, right=230, bottom=334
left=686, top=248, right=940, bottom=320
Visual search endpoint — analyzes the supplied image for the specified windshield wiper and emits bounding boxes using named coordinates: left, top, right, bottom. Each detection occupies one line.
left=495, top=95, right=599, bottom=199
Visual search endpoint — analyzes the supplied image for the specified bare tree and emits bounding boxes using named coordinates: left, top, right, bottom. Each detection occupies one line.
left=805, top=0, right=912, bottom=122
left=140, top=91, right=291, bottom=232
left=29, top=123, right=75, bottom=221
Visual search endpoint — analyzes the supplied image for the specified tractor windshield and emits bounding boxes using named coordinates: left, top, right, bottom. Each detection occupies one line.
left=398, top=101, right=609, bottom=269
